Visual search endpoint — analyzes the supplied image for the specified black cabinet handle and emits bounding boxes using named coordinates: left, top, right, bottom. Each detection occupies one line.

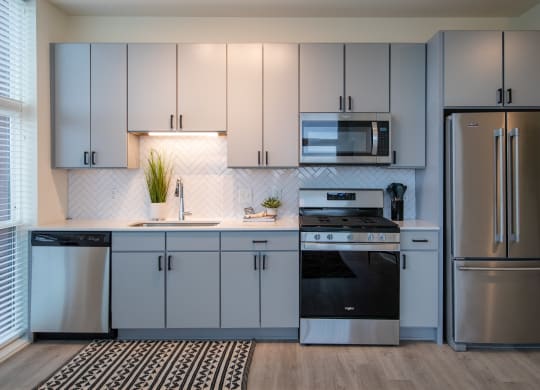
left=83, top=151, right=89, bottom=165
left=497, top=88, right=503, bottom=104
left=252, top=240, right=268, bottom=244
left=170, top=114, right=174, bottom=129
left=402, top=254, right=407, bottom=270
left=348, top=96, right=352, bottom=111
left=262, top=254, right=267, bottom=270
left=158, top=255, right=163, bottom=271
left=339, top=96, right=343, bottom=111
left=179, top=114, right=183, bottom=129
left=167, top=255, right=172, bottom=271
left=258, top=151, right=261, bottom=165
left=393, top=150, right=397, bottom=164
left=412, top=239, right=429, bottom=243
left=265, top=151, right=269, bottom=166
left=506, top=88, right=512, bottom=104
left=91, top=151, right=96, bottom=165
left=253, top=254, right=258, bottom=271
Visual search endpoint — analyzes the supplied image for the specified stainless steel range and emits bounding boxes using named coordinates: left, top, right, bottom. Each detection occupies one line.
left=299, top=188, right=400, bottom=345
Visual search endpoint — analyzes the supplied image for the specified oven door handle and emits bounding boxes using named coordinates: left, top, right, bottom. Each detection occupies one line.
left=371, top=121, right=379, bottom=156
left=302, top=242, right=400, bottom=252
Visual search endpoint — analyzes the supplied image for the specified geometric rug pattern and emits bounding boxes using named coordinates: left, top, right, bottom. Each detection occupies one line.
left=36, top=340, right=254, bottom=390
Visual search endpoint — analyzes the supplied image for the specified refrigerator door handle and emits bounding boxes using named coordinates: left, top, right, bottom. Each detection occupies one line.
left=458, top=266, right=540, bottom=272
left=509, top=128, right=520, bottom=243
left=493, top=128, right=504, bottom=243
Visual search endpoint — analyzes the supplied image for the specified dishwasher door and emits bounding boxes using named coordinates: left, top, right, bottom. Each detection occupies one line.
left=31, top=233, right=110, bottom=333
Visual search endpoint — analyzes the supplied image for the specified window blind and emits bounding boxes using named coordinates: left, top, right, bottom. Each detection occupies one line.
left=0, top=0, right=35, bottom=351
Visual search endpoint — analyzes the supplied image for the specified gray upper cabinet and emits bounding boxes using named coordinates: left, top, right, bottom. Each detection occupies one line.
left=390, top=43, right=426, bottom=168
left=227, top=44, right=298, bottom=168
left=52, top=43, right=137, bottom=169
left=127, top=44, right=177, bottom=131
left=300, top=44, right=344, bottom=113
left=166, top=252, right=220, bottom=328
left=444, top=30, right=540, bottom=107
left=345, top=44, right=389, bottom=112
left=52, top=43, right=90, bottom=168
left=178, top=44, right=227, bottom=131
left=444, top=31, right=502, bottom=107
left=504, top=31, right=540, bottom=107
left=300, top=43, right=389, bottom=112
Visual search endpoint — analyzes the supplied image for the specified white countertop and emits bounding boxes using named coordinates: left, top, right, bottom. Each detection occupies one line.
left=395, top=220, right=440, bottom=230
left=32, top=217, right=300, bottom=232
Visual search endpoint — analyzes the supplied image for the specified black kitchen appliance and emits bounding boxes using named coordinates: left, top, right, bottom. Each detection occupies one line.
left=299, top=188, right=400, bottom=345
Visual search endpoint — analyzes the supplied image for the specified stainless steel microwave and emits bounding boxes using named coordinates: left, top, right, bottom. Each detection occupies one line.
left=300, top=113, right=391, bottom=165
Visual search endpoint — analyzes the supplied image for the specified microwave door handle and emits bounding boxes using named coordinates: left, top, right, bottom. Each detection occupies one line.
left=371, top=121, right=379, bottom=156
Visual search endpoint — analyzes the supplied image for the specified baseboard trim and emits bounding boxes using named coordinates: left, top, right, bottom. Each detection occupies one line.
left=0, top=338, right=30, bottom=364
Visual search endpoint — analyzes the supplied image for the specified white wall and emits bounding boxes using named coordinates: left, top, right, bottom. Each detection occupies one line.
left=36, top=1, right=68, bottom=224
left=62, top=16, right=516, bottom=43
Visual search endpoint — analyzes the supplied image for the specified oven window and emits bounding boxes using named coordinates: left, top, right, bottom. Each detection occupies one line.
left=301, top=250, right=399, bottom=319
left=301, top=120, right=373, bottom=157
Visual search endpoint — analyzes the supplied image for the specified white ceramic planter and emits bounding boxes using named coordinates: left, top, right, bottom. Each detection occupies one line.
left=265, top=207, right=278, bottom=216
left=149, top=202, right=167, bottom=221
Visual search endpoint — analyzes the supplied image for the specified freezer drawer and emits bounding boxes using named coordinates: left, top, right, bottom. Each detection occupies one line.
left=454, top=260, right=540, bottom=344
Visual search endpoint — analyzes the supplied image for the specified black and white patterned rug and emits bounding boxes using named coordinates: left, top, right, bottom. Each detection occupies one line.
left=36, top=339, right=255, bottom=390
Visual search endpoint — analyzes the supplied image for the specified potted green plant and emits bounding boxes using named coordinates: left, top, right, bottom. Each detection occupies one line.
left=261, top=196, right=282, bottom=216
left=144, top=149, right=172, bottom=220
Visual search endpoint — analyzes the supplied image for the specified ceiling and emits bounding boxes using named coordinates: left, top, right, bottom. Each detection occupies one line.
left=48, top=0, right=540, bottom=18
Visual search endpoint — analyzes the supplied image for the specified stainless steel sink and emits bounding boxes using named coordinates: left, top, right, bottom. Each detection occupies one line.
left=130, top=220, right=220, bottom=227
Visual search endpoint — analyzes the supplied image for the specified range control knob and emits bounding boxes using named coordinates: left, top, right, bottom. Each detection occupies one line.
left=379, top=234, right=386, bottom=241
left=347, top=234, right=353, bottom=241
left=327, top=234, right=334, bottom=240
left=314, top=234, right=321, bottom=241
left=368, top=233, right=374, bottom=241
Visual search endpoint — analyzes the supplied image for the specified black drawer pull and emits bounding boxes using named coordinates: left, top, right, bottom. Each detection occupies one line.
left=83, top=151, right=89, bottom=165
left=506, top=88, right=512, bottom=104
left=402, top=254, right=407, bottom=270
left=167, top=255, right=172, bottom=271
left=253, top=254, right=258, bottom=270
left=497, top=88, right=503, bottom=104
left=158, top=255, right=163, bottom=271
left=412, top=239, right=429, bottom=243
left=252, top=240, right=268, bottom=244
left=170, top=114, right=174, bottom=129
left=262, top=254, right=267, bottom=270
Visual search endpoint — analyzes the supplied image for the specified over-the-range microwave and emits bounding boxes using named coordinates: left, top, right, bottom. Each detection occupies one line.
left=299, top=113, right=391, bottom=165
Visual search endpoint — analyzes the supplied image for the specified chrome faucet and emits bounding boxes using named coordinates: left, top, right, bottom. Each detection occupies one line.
left=174, top=178, right=190, bottom=221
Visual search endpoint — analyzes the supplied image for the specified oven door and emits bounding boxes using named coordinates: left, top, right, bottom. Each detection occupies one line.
left=301, top=245, right=400, bottom=319
left=300, top=113, right=391, bottom=164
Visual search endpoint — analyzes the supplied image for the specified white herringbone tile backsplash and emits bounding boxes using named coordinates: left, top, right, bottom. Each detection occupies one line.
left=68, top=136, right=416, bottom=220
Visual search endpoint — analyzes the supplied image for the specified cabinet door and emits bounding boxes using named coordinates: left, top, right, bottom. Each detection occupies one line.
left=504, top=31, right=540, bottom=107
left=52, top=43, right=90, bottom=168
left=227, top=44, right=263, bottom=167
left=390, top=44, right=426, bottom=168
left=128, top=44, right=177, bottom=131
left=260, top=252, right=299, bottom=328
left=444, top=31, right=502, bottom=107
left=263, top=44, right=299, bottom=167
left=221, top=252, right=260, bottom=328
left=112, top=252, right=165, bottom=328
left=345, top=43, right=389, bottom=112
left=178, top=44, right=226, bottom=131
left=166, top=252, right=219, bottom=328
left=400, top=251, right=438, bottom=327
left=300, top=44, right=344, bottom=112
left=91, top=44, right=129, bottom=168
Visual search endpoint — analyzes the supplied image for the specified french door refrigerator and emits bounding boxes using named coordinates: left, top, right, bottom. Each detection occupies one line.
left=446, top=112, right=540, bottom=351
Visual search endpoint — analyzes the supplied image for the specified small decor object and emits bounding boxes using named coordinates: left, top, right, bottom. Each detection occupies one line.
left=144, top=149, right=172, bottom=221
left=36, top=339, right=255, bottom=390
left=261, top=196, right=282, bottom=217
left=386, top=182, right=407, bottom=221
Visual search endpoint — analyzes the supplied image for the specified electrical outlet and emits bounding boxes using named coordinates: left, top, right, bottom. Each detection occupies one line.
left=111, top=185, right=117, bottom=200
left=238, top=188, right=252, bottom=206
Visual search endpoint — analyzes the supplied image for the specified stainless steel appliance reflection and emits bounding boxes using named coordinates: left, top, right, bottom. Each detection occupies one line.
left=445, top=112, right=540, bottom=351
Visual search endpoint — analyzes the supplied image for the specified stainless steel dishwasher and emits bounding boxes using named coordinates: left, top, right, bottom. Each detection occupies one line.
left=31, top=231, right=111, bottom=334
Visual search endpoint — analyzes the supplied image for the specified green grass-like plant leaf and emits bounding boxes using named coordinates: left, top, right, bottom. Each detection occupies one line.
left=144, top=149, right=172, bottom=203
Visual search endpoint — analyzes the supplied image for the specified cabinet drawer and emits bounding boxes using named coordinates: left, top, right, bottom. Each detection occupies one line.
left=112, top=232, right=165, bottom=252
left=167, top=232, right=220, bottom=251
left=400, top=230, right=438, bottom=251
left=221, top=231, right=298, bottom=251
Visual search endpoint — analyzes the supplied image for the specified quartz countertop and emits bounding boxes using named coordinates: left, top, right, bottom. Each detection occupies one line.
left=31, top=217, right=299, bottom=232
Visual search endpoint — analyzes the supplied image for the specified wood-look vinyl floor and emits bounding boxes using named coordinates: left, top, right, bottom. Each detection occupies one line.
left=1, top=341, right=539, bottom=390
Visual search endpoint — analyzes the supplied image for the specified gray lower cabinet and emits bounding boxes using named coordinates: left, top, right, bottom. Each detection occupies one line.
left=221, top=251, right=299, bottom=328
left=390, top=43, right=426, bottom=168
left=112, top=252, right=165, bottom=329
left=166, top=252, right=220, bottom=328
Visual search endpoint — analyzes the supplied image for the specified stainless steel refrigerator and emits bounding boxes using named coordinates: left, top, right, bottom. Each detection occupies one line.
left=445, top=112, right=540, bottom=351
